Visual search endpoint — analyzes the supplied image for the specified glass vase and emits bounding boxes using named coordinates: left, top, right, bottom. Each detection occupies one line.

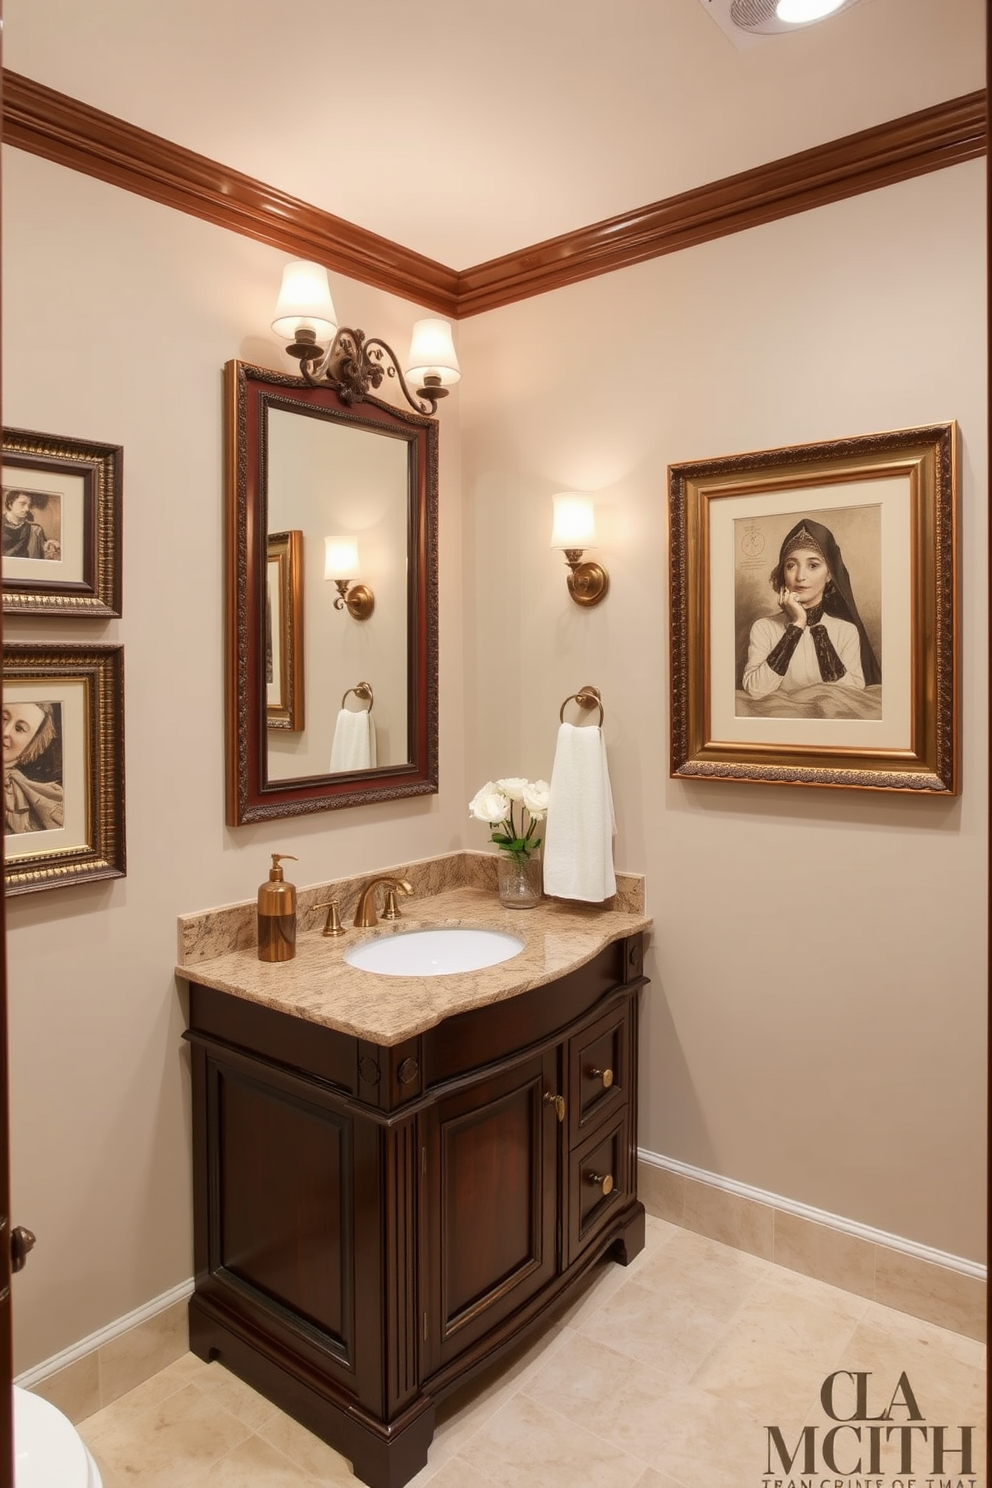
left=496, top=849, right=543, bottom=909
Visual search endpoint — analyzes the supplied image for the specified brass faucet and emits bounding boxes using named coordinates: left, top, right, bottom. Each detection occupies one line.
left=353, top=876, right=414, bottom=928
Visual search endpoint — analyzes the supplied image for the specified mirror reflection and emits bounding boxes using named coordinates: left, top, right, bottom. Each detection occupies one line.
left=265, top=408, right=409, bottom=782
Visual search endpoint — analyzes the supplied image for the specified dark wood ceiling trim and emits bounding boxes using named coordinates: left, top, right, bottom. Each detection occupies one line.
left=2, top=71, right=985, bottom=321
left=1, top=70, right=460, bottom=317
left=456, top=91, right=988, bottom=317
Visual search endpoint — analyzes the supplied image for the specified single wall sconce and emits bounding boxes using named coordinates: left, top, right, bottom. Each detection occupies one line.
left=550, top=494, right=610, bottom=608
left=272, top=260, right=461, bottom=416
left=325, top=536, right=375, bottom=620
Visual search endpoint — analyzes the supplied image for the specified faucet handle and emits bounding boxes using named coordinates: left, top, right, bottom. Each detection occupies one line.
left=314, top=900, right=345, bottom=937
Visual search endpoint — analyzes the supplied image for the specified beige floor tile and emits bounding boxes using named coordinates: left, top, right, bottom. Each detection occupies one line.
left=631, top=1224, right=768, bottom=1305
left=682, top=1176, right=775, bottom=1260
left=254, top=1400, right=361, bottom=1484
left=82, top=1381, right=254, bottom=1487
left=457, top=1393, right=646, bottom=1488
left=689, top=1264, right=868, bottom=1422
left=200, top=1432, right=328, bottom=1485
left=191, top=1358, right=287, bottom=1431
left=631, top=1471, right=689, bottom=1488
left=98, top=1298, right=190, bottom=1407
left=834, top=1301, right=987, bottom=1434
left=29, top=1351, right=101, bottom=1425
left=772, top=1209, right=876, bottom=1299
left=573, top=1276, right=735, bottom=1385
left=410, top=1453, right=499, bottom=1488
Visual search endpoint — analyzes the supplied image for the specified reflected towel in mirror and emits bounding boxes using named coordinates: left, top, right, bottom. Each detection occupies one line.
left=542, top=722, right=616, bottom=902
left=330, top=708, right=377, bottom=772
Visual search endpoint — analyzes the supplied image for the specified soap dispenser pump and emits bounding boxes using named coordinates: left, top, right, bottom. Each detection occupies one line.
left=257, top=854, right=298, bottom=963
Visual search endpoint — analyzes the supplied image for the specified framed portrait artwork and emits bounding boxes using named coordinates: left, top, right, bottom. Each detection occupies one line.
left=669, top=423, right=958, bottom=794
left=266, top=529, right=305, bottom=731
left=2, top=427, right=122, bottom=617
left=3, top=644, right=126, bottom=895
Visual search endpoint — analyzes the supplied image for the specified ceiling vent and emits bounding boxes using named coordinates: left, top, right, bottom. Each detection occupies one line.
left=695, top=0, right=867, bottom=50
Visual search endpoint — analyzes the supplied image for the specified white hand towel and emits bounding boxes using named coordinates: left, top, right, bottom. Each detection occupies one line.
left=542, top=722, right=616, bottom=902
left=329, top=709, right=377, bottom=772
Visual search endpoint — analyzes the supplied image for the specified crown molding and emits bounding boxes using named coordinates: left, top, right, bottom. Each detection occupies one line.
left=456, top=90, right=988, bottom=315
left=2, top=71, right=985, bottom=319
left=1, top=70, right=460, bottom=317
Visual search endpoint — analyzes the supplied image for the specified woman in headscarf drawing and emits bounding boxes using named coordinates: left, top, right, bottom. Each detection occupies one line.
left=741, top=517, right=881, bottom=704
left=3, top=700, right=64, bottom=834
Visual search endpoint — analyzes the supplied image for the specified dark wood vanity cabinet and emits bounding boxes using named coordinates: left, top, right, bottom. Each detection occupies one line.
left=186, top=934, right=646, bottom=1488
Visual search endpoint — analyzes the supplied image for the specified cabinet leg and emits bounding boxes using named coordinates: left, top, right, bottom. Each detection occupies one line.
left=610, top=1201, right=646, bottom=1266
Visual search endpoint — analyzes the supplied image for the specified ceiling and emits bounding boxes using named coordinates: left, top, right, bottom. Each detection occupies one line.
left=3, top=0, right=985, bottom=269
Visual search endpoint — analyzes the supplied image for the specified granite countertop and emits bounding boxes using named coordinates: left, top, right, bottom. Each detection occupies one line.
left=176, top=885, right=652, bottom=1047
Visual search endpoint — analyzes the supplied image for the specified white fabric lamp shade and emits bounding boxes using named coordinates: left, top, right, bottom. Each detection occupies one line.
left=272, top=260, right=338, bottom=341
left=550, top=493, right=597, bottom=549
left=405, top=319, right=461, bottom=387
left=324, top=536, right=360, bottom=580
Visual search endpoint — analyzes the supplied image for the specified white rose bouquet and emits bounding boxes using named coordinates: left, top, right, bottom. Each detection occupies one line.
left=469, top=777, right=551, bottom=862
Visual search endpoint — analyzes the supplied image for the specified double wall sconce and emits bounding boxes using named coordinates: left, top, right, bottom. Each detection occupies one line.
left=273, top=260, right=461, bottom=417
left=325, top=537, right=374, bottom=621
left=551, top=494, right=609, bottom=608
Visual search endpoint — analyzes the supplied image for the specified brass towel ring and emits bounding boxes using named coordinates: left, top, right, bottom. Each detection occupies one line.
left=341, top=681, right=374, bottom=713
left=559, top=685, right=604, bottom=726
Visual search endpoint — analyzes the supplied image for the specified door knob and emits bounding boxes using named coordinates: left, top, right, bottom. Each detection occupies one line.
left=587, top=1171, right=614, bottom=1196
left=11, top=1226, right=36, bottom=1273
left=588, top=1066, right=614, bottom=1089
left=543, top=1091, right=565, bottom=1122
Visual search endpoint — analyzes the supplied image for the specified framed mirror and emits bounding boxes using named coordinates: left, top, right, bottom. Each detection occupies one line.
left=225, top=360, right=438, bottom=825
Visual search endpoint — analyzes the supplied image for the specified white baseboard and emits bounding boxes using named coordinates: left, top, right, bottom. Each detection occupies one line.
left=14, top=1278, right=194, bottom=1389
left=639, top=1148, right=986, bottom=1281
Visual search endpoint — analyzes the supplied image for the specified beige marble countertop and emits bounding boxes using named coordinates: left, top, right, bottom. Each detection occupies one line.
left=176, top=885, right=652, bottom=1047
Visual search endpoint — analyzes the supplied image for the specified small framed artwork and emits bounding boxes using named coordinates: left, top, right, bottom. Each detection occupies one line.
left=3, top=644, right=126, bottom=895
left=266, top=529, right=305, bottom=731
left=2, top=427, right=122, bottom=617
left=669, top=423, right=958, bottom=794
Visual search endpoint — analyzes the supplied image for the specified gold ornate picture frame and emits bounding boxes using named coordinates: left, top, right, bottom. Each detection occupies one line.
left=2, top=427, right=123, bottom=618
left=3, top=644, right=126, bottom=895
left=669, top=423, right=958, bottom=794
left=265, top=529, right=305, bottom=731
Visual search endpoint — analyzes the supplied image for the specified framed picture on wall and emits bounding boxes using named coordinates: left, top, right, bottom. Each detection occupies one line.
left=669, top=423, right=958, bottom=794
left=2, top=427, right=123, bottom=617
left=266, top=529, right=305, bottom=731
left=3, top=644, right=126, bottom=895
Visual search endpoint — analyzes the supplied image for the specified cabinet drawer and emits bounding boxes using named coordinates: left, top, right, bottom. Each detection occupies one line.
left=566, top=1111, right=629, bottom=1266
left=567, top=1001, right=628, bottom=1144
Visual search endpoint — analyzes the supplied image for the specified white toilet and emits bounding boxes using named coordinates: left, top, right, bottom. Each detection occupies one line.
left=13, top=1386, right=102, bottom=1488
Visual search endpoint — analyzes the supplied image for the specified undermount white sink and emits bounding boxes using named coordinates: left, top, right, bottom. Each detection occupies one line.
left=344, top=927, right=525, bottom=977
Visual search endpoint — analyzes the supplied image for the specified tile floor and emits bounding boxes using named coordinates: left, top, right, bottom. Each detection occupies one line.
left=77, top=1217, right=986, bottom=1488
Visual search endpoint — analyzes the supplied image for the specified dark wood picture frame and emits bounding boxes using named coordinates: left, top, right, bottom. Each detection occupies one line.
left=3, top=643, right=126, bottom=895
left=2, top=427, right=122, bottom=618
left=669, top=423, right=958, bottom=794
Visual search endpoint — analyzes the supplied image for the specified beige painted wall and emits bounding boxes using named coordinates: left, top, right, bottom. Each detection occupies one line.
left=2, top=147, right=467, bottom=1370
left=457, top=159, right=988, bottom=1263
left=1, top=145, right=986, bottom=1376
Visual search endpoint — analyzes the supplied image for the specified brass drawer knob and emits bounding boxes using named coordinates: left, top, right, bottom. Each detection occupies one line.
left=544, top=1091, right=565, bottom=1122
left=587, top=1171, right=614, bottom=1196
left=589, top=1066, right=614, bottom=1089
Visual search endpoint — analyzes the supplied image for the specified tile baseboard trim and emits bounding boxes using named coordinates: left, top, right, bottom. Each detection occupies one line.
left=14, top=1278, right=194, bottom=1389
left=640, top=1149, right=985, bottom=1280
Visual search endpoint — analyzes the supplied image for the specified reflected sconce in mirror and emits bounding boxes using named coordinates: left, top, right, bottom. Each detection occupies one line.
left=551, top=494, right=609, bottom=608
left=272, top=260, right=461, bottom=416
left=325, top=536, right=374, bottom=620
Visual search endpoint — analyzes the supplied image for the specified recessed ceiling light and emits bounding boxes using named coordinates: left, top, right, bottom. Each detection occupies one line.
left=776, top=0, right=847, bottom=20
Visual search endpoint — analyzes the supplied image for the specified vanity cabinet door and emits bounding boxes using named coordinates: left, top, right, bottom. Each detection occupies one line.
left=420, top=1048, right=559, bottom=1376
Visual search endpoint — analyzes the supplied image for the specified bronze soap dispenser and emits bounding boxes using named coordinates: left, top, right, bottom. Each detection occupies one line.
left=257, top=853, right=298, bottom=962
